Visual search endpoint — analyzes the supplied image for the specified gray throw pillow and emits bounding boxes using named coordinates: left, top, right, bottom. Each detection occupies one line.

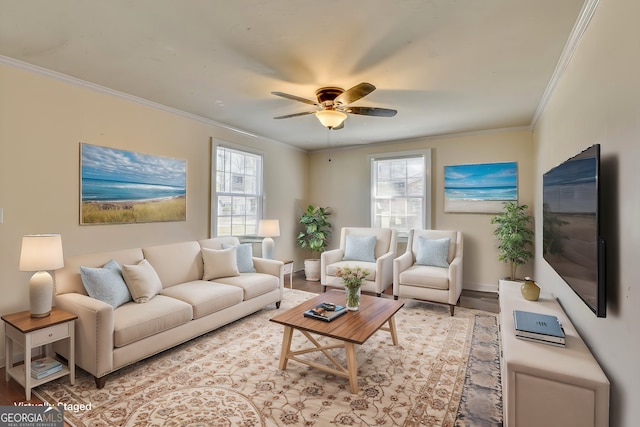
left=222, top=243, right=256, bottom=273
left=80, top=259, right=132, bottom=308
left=343, top=234, right=377, bottom=262
left=416, top=236, right=451, bottom=268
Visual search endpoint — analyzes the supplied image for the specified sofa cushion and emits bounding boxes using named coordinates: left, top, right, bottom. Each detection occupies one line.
left=326, top=260, right=376, bottom=281
left=416, top=237, right=451, bottom=268
left=79, top=259, right=132, bottom=308
left=122, top=259, right=163, bottom=303
left=222, top=243, right=256, bottom=273
left=212, top=273, right=279, bottom=300
left=143, top=241, right=203, bottom=288
left=113, top=295, right=192, bottom=347
left=343, top=234, right=377, bottom=262
left=160, top=281, right=243, bottom=319
left=399, top=264, right=450, bottom=290
left=202, top=247, right=240, bottom=280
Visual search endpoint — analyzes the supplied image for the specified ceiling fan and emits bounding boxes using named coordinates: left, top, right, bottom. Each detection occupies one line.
left=271, top=82, right=397, bottom=129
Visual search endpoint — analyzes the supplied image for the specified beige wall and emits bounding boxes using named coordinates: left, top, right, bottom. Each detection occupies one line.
left=0, top=63, right=307, bottom=363
left=533, top=0, right=639, bottom=425
left=307, top=129, right=534, bottom=290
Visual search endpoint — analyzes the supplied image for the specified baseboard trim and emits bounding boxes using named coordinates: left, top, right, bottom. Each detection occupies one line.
left=464, top=282, right=499, bottom=293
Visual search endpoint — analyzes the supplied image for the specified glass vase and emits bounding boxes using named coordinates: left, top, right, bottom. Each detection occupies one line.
left=346, top=286, right=361, bottom=311
left=521, top=277, right=540, bottom=301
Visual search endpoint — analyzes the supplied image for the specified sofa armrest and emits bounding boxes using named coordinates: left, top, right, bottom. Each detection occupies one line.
left=321, top=249, right=344, bottom=284
left=252, top=257, right=284, bottom=288
left=54, top=293, right=114, bottom=378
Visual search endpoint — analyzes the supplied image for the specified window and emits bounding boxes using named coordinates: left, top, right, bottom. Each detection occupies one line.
left=370, top=150, right=431, bottom=236
left=214, top=144, right=263, bottom=236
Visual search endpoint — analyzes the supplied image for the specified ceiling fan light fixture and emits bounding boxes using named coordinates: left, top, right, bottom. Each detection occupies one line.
left=315, top=110, right=347, bottom=129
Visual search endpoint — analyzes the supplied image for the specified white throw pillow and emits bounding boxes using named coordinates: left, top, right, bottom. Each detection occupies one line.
left=202, top=247, right=240, bottom=280
left=343, top=234, right=377, bottom=262
left=416, top=236, right=451, bottom=268
left=80, top=259, right=132, bottom=308
left=122, top=259, right=163, bottom=303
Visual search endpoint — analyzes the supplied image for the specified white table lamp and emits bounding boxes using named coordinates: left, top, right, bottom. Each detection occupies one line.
left=258, top=219, right=280, bottom=260
left=19, top=234, right=64, bottom=317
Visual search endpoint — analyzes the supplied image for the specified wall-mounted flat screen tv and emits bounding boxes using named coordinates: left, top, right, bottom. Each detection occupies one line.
left=542, top=144, right=606, bottom=317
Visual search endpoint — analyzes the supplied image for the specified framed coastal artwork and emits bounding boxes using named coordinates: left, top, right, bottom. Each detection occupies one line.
left=444, top=161, right=517, bottom=213
left=80, top=143, right=186, bottom=224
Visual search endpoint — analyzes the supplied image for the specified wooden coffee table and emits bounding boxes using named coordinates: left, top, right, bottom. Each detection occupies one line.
left=270, top=289, right=404, bottom=393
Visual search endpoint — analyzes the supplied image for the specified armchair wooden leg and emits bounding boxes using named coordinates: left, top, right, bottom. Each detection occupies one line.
left=449, top=304, right=455, bottom=316
left=275, top=301, right=281, bottom=309
left=394, top=296, right=399, bottom=300
left=376, top=293, right=381, bottom=297
left=321, top=285, right=326, bottom=293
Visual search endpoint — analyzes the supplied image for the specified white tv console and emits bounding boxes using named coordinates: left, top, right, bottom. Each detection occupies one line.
left=499, top=280, right=609, bottom=427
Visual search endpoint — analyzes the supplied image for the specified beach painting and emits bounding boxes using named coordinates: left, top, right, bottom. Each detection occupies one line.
left=444, top=161, right=517, bottom=213
left=80, top=143, right=186, bottom=224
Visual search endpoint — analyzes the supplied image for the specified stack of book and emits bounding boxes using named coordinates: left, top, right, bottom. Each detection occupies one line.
left=304, top=302, right=347, bottom=322
left=513, top=310, right=566, bottom=347
left=31, top=356, right=63, bottom=380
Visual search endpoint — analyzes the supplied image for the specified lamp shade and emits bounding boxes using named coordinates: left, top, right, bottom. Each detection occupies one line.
left=315, top=110, right=347, bottom=129
left=258, top=219, right=280, bottom=237
left=19, top=234, right=64, bottom=272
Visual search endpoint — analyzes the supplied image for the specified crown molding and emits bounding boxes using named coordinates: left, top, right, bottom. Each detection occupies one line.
left=530, top=0, right=600, bottom=127
left=0, top=55, right=300, bottom=150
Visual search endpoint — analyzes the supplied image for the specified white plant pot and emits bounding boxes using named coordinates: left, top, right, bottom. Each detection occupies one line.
left=304, top=259, right=321, bottom=281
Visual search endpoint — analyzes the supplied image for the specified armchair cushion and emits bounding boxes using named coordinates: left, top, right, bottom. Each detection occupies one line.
left=416, top=237, right=450, bottom=268
left=343, top=234, right=377, bottom=262
left=399, top=265, right=450, bottom=290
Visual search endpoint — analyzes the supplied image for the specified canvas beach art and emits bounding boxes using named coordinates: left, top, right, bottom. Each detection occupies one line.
left=444, top=161, right=517, bottom=213
left=81, top=143, right=186, bottom=224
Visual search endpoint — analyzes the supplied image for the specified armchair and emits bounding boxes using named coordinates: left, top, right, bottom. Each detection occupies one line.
left=393, top=229, right=463, bottom=315
left=321, top=227, right=397, bottom=297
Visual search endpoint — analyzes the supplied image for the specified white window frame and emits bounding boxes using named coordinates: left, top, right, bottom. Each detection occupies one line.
left=369, top=149, right=432, bottom=238
left=212, top=141, right=264, bottom=237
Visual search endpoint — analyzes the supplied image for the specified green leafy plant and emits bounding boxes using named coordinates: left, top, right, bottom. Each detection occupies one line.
left=491, top=201, right=534, bottom=280
left=296, top=205, right=332, bottom=259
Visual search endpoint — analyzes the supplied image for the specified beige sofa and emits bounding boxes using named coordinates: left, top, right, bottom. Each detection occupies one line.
left=53, top=237, right=283, bottom=388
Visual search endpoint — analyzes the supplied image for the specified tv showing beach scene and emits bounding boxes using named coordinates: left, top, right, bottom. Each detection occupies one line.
left=444, top=161, right=517, bottom=213
left=81, top=143, right=186, bottom=224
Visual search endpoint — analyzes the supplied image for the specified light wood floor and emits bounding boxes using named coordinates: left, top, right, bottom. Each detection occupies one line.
left=1, top=270, right=498, bottom=407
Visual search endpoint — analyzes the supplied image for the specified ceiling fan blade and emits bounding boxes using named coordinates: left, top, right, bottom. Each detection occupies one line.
left=346, top=106, right=397, bottom=117
left=273, top=111, right=316, bottom=119
left=271, top=91, right=318, bottom=106
left=334, top=82, right=376, bottom=105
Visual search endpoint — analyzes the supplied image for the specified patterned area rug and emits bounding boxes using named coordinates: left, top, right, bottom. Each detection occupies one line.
left=36, top=289, right=502, bottom=426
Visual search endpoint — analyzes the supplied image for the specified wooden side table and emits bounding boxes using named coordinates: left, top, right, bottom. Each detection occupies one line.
left=281, top=259, right=294, bottom=289
left=3, top=307, right=77, bottom=400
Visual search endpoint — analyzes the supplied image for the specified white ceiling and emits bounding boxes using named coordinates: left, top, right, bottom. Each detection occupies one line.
left=0, top=0, right=586, bottom=151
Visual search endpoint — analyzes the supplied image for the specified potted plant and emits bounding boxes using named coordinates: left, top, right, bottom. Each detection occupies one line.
left=491, top=201, right=534, bottom=280
left=296, top=205, right=332, bottom=281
